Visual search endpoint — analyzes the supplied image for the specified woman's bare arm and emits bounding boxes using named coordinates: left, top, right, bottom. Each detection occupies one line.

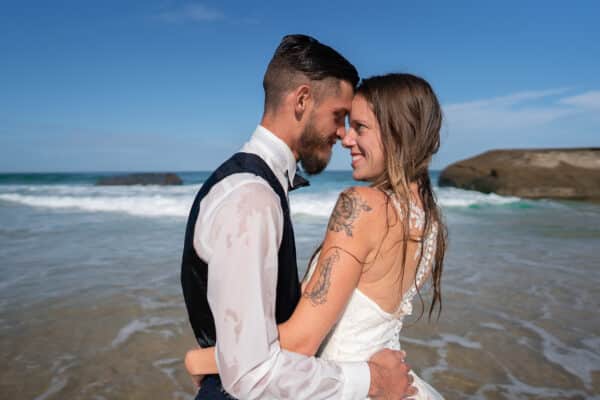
left=279, top=187, right=381, bottom=355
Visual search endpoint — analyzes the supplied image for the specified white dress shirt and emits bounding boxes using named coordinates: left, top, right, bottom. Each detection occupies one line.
left=193, top=125, right=370, bottom=399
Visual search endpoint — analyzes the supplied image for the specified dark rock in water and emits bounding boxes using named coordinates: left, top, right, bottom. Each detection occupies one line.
left=438, top=148, right=600, bottom=202
left=96, top=173, right=183, bottom=186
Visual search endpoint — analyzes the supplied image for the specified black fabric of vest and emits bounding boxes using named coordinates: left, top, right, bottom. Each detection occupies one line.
left=181, top=152, right=301, bottom=348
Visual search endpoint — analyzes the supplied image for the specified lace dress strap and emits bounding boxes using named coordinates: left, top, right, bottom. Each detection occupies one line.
left=398, top=222, right=438, bottom=310
left=384, top=190, right=437, bottom=317
left=384, top=189, right=425, bottom=231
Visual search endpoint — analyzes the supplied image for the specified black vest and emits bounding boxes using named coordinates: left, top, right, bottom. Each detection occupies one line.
left=181, top=152, right=301, bottom=348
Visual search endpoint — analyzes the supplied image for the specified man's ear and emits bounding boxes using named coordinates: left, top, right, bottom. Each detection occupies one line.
left=293, top=85, right=312, bottom=120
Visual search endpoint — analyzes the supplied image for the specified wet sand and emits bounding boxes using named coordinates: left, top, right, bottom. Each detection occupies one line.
left=2, top=247, right=599, bottom=400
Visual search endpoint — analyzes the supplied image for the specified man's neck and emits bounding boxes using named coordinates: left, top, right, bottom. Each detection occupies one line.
left=260, top=116, right=299, bottom=160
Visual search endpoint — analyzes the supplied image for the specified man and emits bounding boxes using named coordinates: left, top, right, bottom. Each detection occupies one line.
left=181, top=34, right=413, bottom=399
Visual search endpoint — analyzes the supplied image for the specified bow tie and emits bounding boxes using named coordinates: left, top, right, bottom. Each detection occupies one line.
left=288, top=173, right=310, bottom=191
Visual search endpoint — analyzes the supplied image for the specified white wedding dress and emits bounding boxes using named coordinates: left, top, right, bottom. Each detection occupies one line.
left=306, top=193, right=444, bottom=399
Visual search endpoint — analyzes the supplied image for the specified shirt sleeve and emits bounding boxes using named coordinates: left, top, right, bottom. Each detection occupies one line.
left=197, top=179, right=370, bottom=399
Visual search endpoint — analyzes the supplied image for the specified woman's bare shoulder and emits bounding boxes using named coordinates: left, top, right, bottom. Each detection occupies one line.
left=327, top=186, right=389, bottom=238
left=343, top=186, right=391, bottom=213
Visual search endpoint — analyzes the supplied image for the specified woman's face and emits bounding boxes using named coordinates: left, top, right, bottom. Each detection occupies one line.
left=342, top=95, right=386, bottom=181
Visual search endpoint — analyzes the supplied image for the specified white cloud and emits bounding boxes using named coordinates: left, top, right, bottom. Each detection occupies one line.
left=559, top=91, right=600, bottom=110
left=157, top=3, right=224, bottom=23
left=446, top=88, right=569, bottom=110
left=443, top=88, right=576, bottom=133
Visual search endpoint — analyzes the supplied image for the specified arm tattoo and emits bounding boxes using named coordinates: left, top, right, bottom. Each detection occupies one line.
left=327, top=188, right=372, bottom=237
left=303, top=250, right=339, bottom=306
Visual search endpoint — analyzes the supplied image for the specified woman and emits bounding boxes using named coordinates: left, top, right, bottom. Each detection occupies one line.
left=185, top=73, right=447, bottom=399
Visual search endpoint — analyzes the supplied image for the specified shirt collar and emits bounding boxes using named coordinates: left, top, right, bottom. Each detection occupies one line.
left=243, top=125, right=297, bottom=192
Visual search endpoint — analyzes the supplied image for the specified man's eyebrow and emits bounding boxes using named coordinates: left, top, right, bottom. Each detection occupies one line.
left=334, top=108, right=350, bottom=116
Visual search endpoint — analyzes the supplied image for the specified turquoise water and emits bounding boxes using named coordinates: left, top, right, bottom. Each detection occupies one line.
left=0, top=171, right=599, bottom=399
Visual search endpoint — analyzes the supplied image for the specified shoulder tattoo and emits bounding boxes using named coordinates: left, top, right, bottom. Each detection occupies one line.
left=327, top=188, right=372, bottom=237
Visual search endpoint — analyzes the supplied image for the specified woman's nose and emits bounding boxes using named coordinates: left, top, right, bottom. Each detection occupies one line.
left=341, top=128, right=356, bottom=148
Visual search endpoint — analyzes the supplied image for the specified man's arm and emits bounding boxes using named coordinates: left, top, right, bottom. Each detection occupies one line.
left=199, top=181, right=369, bottom=399
left=186, top=187, right=380, bottom=368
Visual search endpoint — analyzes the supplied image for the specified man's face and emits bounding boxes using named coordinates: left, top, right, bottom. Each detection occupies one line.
left=297, top=80, right=354, bottom=175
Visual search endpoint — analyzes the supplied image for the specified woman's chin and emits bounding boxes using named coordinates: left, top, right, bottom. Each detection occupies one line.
left=351, top=169, right=367, bottom=182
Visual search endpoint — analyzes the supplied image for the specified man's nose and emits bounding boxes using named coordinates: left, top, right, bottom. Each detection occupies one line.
left=335, top=126, right=346, bottom=140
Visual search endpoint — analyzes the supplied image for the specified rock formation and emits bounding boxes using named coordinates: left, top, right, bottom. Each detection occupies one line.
left=96, top=173, right=183, bottom=186
left=438, top=148, right=600, bottom=201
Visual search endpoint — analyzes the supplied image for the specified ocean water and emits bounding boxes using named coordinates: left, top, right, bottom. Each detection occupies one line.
left=0, top=171, right=599, bottom=399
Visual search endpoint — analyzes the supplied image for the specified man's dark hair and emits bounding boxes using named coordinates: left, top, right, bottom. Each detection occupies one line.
left=263, top=34, right=359, bottom=111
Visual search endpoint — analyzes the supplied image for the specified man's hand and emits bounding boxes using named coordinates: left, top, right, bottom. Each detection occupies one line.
left=367, top=349, right=417, bottom=399
left=185, top=349, right=205, bottom=389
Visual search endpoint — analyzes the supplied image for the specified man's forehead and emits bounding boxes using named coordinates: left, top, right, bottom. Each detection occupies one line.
left=338, top=80, right=355, bottom=97
left=323, top=81, right=353, bottom=109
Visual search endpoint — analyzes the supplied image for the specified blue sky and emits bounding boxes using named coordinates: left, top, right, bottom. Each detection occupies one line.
left=1, top=1, right=599, bottom=172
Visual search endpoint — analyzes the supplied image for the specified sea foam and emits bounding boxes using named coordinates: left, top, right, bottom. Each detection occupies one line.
left=0, top=183, right=532, bottom=219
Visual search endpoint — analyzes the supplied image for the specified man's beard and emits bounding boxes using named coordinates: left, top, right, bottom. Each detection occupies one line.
left=297, top=118, right=333, bottom=175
